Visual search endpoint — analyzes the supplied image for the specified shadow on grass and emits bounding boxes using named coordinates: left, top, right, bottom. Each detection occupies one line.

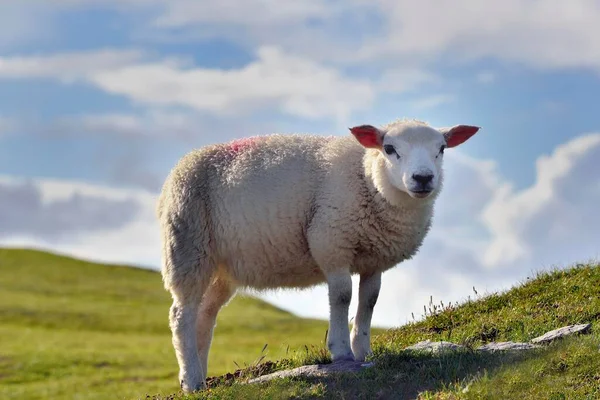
left=283, top=347, right=546, bottom=399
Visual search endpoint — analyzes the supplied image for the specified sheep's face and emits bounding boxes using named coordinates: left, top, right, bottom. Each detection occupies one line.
left=351, top=121, right=480, bottom=200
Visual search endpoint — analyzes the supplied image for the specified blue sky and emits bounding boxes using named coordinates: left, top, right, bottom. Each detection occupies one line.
left=1, top=1, right=600, bottom=327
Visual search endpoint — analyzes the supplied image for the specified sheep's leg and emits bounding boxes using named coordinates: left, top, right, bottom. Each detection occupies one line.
left=170, top=295, right=204, bottom=393
left=161, top=199, right=215, bottom=393
left=351, top=272, right=381, bottom=361
left=326, top=271, right=355, bottom=362
left=196, top=276, right=236, bottom=380
left=167, top=255, right=214, bottom=392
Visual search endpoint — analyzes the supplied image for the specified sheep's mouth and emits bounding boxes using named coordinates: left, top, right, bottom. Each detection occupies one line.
left=408, top=189, right=433, bottom=199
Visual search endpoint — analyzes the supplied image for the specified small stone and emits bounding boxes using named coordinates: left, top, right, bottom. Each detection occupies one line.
left=404, top=340, right=465, bottom=353
left=477, top=341, right=541, bottom=352
left=247, top=360, right=373, bottom=384
left=531, top=323, right=592, bottom=344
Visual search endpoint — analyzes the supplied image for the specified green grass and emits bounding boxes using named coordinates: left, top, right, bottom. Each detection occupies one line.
left=154, top=260, right=600, bottom=400
left=4, top=248, right=600, bottom=399
left=0, top=248, right=372, bottom=400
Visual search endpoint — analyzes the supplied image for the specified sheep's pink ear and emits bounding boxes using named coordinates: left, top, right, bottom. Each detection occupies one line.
left=349, top=125, right=383, bottom=149
left=439, top=125, right=480, bottom=148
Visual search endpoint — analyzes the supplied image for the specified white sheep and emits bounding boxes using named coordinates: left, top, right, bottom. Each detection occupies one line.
left=157, top=119, right=480, bottom=392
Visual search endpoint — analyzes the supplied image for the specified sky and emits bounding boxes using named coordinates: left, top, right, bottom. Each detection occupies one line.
left=1, top=0, right=600, bottom=328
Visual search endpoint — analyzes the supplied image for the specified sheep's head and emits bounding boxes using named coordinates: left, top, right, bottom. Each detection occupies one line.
left=350, top=120, right=480, bottom=200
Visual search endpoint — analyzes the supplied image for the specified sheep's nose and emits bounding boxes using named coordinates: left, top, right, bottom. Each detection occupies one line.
left=412, top=173, right=434, bottom=185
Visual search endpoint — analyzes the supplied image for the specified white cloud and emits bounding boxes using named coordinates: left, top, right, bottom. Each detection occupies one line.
left=0, top=177, right=141, bottom=241
left=5, top=1, right=600, bottom=76
left=0, top=49, right=147, bottom=83
left=107, top=0, right=600, bottom=74
left=0, top=176, right=161, bottom=268
left=2, top=132, right=599, bottom=328
left=319, top=1, right=600, bottom=73
left=75, top=0, right=598, bottom=73
left=177, top=1, right=600, bottom=75
left=482, top=133, right=600, bottom=269
left=89, top=46, right=375, bottom=121
left=0, top=47, right=382, bottom=122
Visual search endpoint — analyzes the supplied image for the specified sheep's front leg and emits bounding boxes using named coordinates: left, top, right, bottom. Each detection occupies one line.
left=326, top=271, right=355, bottom=362
left=351, top=272, right=381, bottom=361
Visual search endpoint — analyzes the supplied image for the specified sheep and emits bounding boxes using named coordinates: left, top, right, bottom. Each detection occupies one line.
left=157, top=119, right=480, bottom=392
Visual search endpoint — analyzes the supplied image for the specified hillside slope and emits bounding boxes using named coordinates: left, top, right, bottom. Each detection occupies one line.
left=0, top=248, right=356, bottom=400
left=167, top=260, right=600, bottom=400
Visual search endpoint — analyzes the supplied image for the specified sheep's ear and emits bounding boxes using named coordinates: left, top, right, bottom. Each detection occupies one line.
left=349, top=125, right=384, bottom=149
left=439, top=125, right=480, bottom=148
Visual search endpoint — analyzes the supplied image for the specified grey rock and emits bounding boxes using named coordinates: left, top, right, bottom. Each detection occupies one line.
left=477, top=341, right=541, bottom=352
left=404, top=340, right=466, bottom=353
left=531, top=323, right=592, bottom=344
left=247, top=360, right=374, bottom=384
left=248, top=323, right=593, bottom=385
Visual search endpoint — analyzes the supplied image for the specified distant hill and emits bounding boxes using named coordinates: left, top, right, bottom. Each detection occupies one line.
left=0, top=248, right=358, bottom=400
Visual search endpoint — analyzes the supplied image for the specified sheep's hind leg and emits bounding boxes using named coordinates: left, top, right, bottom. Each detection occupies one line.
left=170, top=295, right=205, bottom=393
left=326, top=270, right=355, bottom=362
left=167, top=259, right=214, bottom=392
left=196, top=274, right=236, bottom=381
left=351, top=272, right=381, bottom=361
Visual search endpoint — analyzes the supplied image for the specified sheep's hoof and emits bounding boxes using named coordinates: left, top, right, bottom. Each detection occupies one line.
left=332, top=353, right=355, bottom=363
left=352, top=348, right=372, bottom=362
left=180, top=379, right=206, bottom=393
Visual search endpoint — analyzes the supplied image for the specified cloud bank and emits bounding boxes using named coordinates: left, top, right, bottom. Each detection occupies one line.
left=9, top=0, right=600, bottom=72
left=0, top=47, right=378, bottom=122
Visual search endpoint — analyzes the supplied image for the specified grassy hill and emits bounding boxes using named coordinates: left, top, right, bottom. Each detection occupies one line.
left=3, top=249, right=600, bottom=399
left=0, top=248, right=374, bottom=400
left=157, top=260, right=600, bottom=400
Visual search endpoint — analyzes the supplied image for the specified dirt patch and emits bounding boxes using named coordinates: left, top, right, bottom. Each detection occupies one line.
left=92, top=361, right=111, bottom=368
left=205, top=360, right=278, bottom=388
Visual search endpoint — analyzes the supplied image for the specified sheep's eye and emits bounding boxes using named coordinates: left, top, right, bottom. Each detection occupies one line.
left=384, top=144, right=396, bottom=156
left=439, top=145, right=446, bottom=155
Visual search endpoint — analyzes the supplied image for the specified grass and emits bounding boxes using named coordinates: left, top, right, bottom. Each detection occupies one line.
left=3, top=248, right=600, bottom=399
left=0, top=248, right=375, bottom=400
left=153, top=261, right=600, bottom=400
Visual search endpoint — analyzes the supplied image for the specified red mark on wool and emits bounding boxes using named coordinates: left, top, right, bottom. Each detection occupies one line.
left=227, top=136, right=260, bottom=153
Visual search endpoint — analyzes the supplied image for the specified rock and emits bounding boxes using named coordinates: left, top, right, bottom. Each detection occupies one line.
left=247, top=360, right=374, bottom=384
left=477, top=341, right=541, bottom=352
left=247, top=323, right=593, bottom=386
left=404, top=340, right=466, bottom=353
left=531, top=323, right=592, bottom=344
